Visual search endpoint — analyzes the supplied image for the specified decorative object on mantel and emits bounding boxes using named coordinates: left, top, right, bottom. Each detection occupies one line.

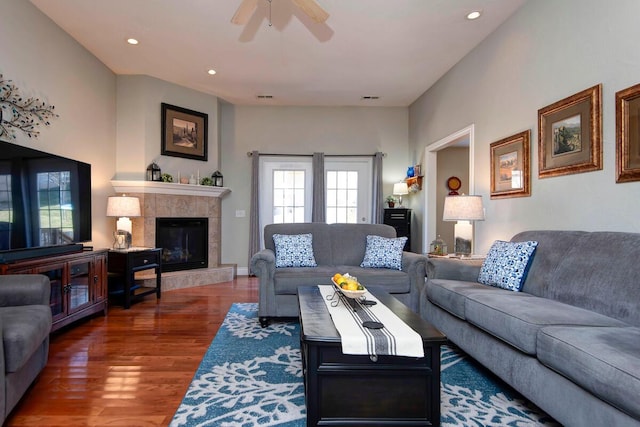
left=212, top=170, right=224, bottom=187
left=161, top=103, right=208, bottom=161
left=161, top=173, right=173, bottom=182
left=146, top=162, right=162, bottom=181
left=200, top=176, right=213, bottom=186
left=0, top=74, right=58, bottom=140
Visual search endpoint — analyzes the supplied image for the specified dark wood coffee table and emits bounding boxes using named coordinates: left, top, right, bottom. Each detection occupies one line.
left=298, top=285, right=446, bottom=427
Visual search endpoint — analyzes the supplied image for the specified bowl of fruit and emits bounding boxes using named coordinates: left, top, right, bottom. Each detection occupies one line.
left=331, top=273, right=367, bottom=299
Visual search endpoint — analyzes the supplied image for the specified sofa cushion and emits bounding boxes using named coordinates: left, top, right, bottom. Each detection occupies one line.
left=273, top=266, right=336, bottom=294
left=360, top=235, right=407, bottom=270
left=1, top=305, right=51, bottom=373
left=465, top=293, right=627, bottom=355
left=426, top=278, right=528, bottom=319
left=537, top=326, right=640, bottom=420
left=336, top=266, right=411, bottom=294
left=478, top=240, right=538, bottom=291
left=273, top=233, right=317, bottom=268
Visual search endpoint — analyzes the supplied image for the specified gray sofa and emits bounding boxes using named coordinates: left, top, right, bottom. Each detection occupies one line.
left=251, top=223, right=428, bottom=327
left=422, top=230, right=640, bottom=427
left=0, top=274, right=52, bottom=424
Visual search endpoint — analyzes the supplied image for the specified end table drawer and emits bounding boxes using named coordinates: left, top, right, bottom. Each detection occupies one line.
left=131, top=252, right=160, bottom=269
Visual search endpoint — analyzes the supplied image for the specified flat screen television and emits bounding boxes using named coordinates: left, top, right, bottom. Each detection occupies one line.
left=0, top=140, right=92, bottom=262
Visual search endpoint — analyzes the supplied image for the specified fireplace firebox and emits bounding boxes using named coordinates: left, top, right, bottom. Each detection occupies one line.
left=156, top=218, right=208, bottom=272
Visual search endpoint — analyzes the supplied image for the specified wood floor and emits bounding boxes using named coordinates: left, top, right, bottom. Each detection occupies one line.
left=5, top=275, right=260, bottom=427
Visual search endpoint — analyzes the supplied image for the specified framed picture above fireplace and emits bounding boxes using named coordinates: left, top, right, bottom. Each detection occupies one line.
left=161, top=103, right=208, bottom=161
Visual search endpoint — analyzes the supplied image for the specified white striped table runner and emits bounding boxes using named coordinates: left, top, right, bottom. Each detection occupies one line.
left=317, top=285, right=424, bottom=358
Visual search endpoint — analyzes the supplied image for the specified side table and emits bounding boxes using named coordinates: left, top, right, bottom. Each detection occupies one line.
left=107, top=247, right=162, bottom=309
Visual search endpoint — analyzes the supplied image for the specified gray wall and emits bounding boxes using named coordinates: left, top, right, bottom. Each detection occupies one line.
left=219, top=104, right=410, bottom=271
left=410, top=0, right=640, bottom=254
left=0, top=0, right=117, bottom=248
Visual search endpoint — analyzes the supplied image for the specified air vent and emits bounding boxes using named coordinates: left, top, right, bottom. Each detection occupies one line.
left=257, top=95, right=273, bottom=99
left=361, top=96, right=380, bottom=100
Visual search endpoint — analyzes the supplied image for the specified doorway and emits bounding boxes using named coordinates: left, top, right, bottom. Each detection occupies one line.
left=422, top=124, right=475, bottom=252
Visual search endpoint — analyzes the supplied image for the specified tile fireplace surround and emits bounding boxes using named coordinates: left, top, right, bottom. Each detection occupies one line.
left=111, top=180, right=234, bottom=291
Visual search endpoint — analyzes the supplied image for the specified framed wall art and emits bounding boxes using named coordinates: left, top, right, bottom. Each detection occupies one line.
left=615, top=82, right=640, bottom=183
left=161, top=103, right=208, bottom=161
left=490, top=130, right=531, bottom=199
left=537, top=84, right=602, bottom=178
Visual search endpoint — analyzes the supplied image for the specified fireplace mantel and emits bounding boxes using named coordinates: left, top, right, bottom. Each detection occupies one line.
left=111, top=180, right=231, bottom=198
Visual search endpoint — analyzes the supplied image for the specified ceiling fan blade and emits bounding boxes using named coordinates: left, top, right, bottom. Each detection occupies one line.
left=231, top=0, right=259, bottom=25
left=292, top=0, right=329, bottom=23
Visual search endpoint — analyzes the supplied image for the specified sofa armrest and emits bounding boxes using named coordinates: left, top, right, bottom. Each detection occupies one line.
left=426, top=258, right=484, bottom=282
left=0, top=274, right=51, bottom=307
left=401, top=251, right=428, bottom=305
left=250, top=249, right=276, bottom=277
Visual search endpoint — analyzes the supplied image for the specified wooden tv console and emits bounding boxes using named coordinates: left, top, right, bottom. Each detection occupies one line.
left=0, top=248, right=108, bottom=332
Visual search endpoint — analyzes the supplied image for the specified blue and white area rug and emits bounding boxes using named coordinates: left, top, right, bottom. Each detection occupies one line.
left=171, top=303, right=559, bottom=427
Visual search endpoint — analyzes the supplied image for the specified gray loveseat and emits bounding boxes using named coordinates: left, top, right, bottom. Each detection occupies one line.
left=422, top=230, right=640, bottom=427
left=0, top=274, right=52, bottom=424
left=251, top=223, right=428, bottom=327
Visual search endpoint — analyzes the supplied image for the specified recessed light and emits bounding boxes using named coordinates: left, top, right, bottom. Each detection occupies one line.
left=466, top=11, right=482, bottom=20
left=207, top=69, right=217, bottom=75
left=126, top=38, right=139, bottom=45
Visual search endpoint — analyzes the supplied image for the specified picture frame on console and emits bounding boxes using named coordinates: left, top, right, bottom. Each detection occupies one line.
left=161, top=103, right=208, bottom=161
left=615, top=82, right=640, bottom=183
left=538, top=84, right=602, bottom=178
left=490, top=130, right=531, bottom=199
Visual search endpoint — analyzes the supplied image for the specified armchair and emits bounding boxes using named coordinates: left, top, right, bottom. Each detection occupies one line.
left=0, top=274, right=52, bottom=423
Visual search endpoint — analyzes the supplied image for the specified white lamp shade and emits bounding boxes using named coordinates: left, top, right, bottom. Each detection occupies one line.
left=443, top=195, right=485, bottom=221
left=106, top=196, right=141, bottom=218
left=393, top=182, right=409, bottom=196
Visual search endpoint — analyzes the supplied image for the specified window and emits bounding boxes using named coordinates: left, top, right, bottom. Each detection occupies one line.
left=0, top=170, right=12, bottom=250
left=325, top=158, right=372, bottom=224
left=273, top=170, right=306, bottom=223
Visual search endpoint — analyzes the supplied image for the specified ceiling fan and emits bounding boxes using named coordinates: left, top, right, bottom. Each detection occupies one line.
left=231, top=0, right=329, bottom=25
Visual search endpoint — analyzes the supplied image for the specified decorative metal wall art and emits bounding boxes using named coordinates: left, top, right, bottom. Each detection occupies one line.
left=0, top=74, right=58, bottom=140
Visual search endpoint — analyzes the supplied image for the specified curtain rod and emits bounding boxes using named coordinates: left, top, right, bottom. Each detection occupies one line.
left=246, top=152, right=386, bottom=157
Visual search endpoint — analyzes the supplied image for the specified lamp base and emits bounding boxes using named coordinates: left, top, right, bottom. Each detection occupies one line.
left=454, top=220, right=473, bottom=256
left=113, top=230, right=132, bottom=250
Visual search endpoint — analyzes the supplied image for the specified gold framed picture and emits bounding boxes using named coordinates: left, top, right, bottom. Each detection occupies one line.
left=490, top=130, right=531, bottom=199
left=538, top=84, right=602, bottom=178
left=161, top=103, right=208, bottom=161
left=615, top=82, right=640, bottom=183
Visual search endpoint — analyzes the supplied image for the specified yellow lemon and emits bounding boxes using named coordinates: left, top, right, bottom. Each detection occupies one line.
left=332, top=273, right=342, bottom=283
left=346, top=281, right=358, bottom=291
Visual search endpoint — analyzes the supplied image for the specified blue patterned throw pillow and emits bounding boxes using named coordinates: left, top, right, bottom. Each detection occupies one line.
left=360, top=235, right=407, bottom=270
left=478, top=240, right=538, bottom=291
left=273, top=233, right=317, bottom=268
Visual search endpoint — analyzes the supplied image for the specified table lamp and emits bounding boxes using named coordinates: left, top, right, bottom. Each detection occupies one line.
left=106, top=195, right=141, bottom=249
left=443, top=195, right=485, bottom=256
left=393, top=182, right=409, bottom=207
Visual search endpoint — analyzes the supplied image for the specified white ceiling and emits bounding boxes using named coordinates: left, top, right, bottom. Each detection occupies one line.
left=30, top=0, right=526, bottom=107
